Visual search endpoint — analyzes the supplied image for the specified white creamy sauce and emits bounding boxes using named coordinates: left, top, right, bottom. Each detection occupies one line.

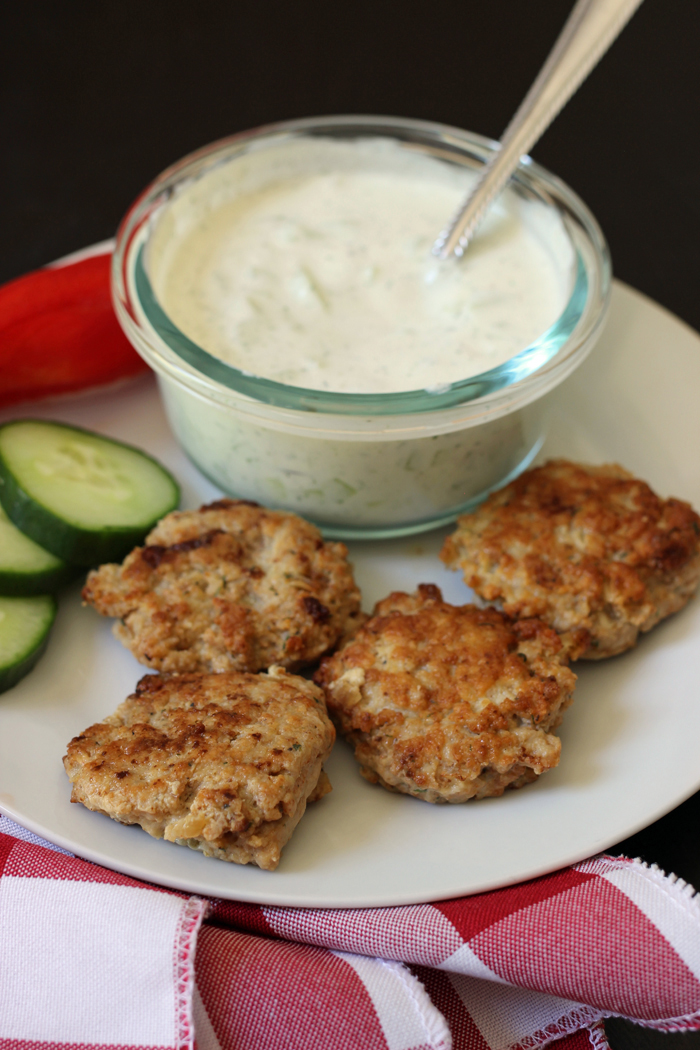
left=150, top=138, right=574, bottom=395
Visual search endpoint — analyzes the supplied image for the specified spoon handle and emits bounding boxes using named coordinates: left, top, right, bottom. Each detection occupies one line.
left=434, top=0, right=644, bottom=259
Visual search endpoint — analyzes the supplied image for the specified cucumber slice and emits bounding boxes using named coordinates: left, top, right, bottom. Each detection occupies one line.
left=0, top=594, right=57, bottom=695
left=0, top=505, right=77, bottom=595
left=0, top=420, right=180, bottom=566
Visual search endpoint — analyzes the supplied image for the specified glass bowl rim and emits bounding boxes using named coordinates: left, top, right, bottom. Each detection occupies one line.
left=113, top=114, right=611, bottom=418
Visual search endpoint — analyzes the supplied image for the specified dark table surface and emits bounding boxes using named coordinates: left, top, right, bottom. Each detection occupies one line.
left=2, top=3, right=699, bottom=1045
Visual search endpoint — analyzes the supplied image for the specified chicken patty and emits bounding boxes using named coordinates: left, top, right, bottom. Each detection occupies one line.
left=314, top=584, right=576, bottom=804
left=63, top=667, right=335, bottom=870
left=441, top=460, right=700, bottom=660
left=83, top=499, right=363, bottom=674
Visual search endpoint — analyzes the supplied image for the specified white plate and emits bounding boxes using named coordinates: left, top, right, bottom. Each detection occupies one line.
left=1, top=280, right=699, bottom=908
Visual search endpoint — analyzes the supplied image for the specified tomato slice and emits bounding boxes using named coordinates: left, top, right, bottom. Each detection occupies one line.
left=0, top=252, right=149, bottom=408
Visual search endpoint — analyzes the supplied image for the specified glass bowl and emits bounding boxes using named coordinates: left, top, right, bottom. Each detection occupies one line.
left=112, top=115, right=611, bottom=539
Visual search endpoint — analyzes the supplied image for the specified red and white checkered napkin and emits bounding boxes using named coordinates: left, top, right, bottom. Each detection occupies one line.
left=2, top=817, right=700, bottom=1050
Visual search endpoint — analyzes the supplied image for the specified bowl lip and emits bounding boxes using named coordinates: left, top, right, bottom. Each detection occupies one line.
left=112, top=113, right=612, bottom=419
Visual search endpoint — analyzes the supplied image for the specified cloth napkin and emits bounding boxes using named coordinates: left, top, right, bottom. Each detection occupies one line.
left=2, top=816, right=699, bottom=1050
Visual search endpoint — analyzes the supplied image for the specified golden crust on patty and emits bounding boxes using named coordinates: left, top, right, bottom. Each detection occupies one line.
left=63, top=667, right=335, bottom=871
left=82, top=499, right=363, bottom=674
left=441, top=460, right=700, bottom=660
left=314, top=584, right=576, bottom=804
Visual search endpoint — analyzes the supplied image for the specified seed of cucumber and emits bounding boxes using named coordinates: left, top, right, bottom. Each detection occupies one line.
left=0, top=420, right=180, bottom=566
left=0, top=505, right=77, bottom=595
left=0, top=594, right=57, bottom=695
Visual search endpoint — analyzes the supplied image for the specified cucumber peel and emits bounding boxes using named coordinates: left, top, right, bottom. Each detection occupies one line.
left=0, top=594, right=57, bottom=695
left=0, top=420, right=180, bottom=565
left=0, top=505, right=77, bottom=595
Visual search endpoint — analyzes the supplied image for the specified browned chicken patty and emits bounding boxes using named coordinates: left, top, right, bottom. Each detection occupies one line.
left=63, top=667, right=335, bottom=870
left=82, top=499, right=363, bottom=674
left=441, top=460, right=700, bottom=660
left=314, top=584, right=576, bottom=804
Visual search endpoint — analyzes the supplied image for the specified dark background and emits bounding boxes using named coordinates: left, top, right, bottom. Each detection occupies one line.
left=2, top=2, right=699, bottom=1046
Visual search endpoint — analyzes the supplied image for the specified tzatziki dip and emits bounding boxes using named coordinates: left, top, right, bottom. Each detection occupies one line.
left=118, top=119, right=608, bottom=537
left=148, top=137, right=574, bottom=395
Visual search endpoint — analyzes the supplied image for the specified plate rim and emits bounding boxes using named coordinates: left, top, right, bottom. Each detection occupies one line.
left=2, top=271, right=700, bottom=907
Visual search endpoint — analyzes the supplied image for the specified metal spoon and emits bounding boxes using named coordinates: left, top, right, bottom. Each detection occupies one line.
left=433, top=0, right=645, bottom=259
